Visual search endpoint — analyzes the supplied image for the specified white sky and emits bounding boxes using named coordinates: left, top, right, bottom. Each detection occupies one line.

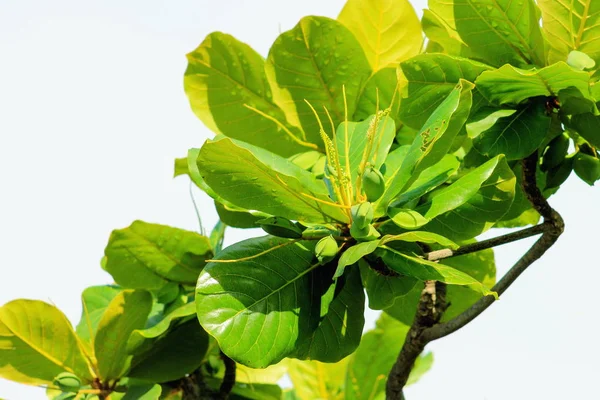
left=0, top=1, right=599, bottom=399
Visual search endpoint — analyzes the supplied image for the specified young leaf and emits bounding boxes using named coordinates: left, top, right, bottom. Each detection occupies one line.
left=197, top=137, right=348, bottom=223
left=0, top=300, right=94, bottom=386
left=104, top=221, right=213, bottom=290
left=184, top=32, right=307, bottom=157
left=399, top=53, right=492, bottom=129
left=127, top=320, right=208, bottom=383
left=421, top=9, right=472, bottom=57
left=471, top=101, right=551, bottom=160
left=377, top=80, right=473, bottom=214
left=235, top=361, right=288, bottom=385
left=76, top=285, right=122, bottom=345
left=265, top=16, right=371, bottom=140
left=419, top=155, right=516, bottom=241
left=94, top=290, right=153, bottom=380
left=475, top=63, right=592, bottom=106
left=292, top=267, right=365, bottom=362
left=196, top=236, right=331, bottom=368
left=338, top=0, right=421, bottom=71
left=428, top=0, right=546, bottom=67
left=406, top=352, right=434, bottom=386
left=107, top=384, right=162, bottom=400
left=287, top=358, right=348, bottom=400
left=538, top=0, right=600, bottom=65
left=336, top=241, right=381, bottom=278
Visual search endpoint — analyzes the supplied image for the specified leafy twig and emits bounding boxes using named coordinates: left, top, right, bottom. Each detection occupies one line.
left=385, top=152, right=564, bottom=399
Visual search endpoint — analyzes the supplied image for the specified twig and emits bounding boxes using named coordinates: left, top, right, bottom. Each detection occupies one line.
left=385, top=152, right=564, bottom=399
left=219, top=351, right=236, bottom=399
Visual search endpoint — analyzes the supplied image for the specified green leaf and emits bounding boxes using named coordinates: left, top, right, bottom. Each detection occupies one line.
left=398, top=53, right=492, bottom=129
left=383, top=282, right=421, bottom=325
left=293, top=267, right=365, bottom=362
left=287, top=358, right=348, bottom=400
left=345, top=314, right=411, bottom=400
left=108, top=384, right=161, bottom=400
left=471, top=101, right=552, bottom=160
left=569, top=112, right=600, bottom=148
left=196, top=236, right=332, bottom=368
left=377, top=80, right=473, bottom=214
left=538, top=0, right=600, bottom=65
left=475, top=63, right=592, bottom=106
left=0, top=300, right=93, bottom=386
left=385, top=152, right=460, bottom=210
left=336, top=115, right=396, bottom=185
left=128, top=320, right=208, bottom=383
left=420, top=155, right=516, bottom=241
left=95, top=290, right=153, bottom=380
left=104, top=221, right=213, bottom=290
left=428, top=0, right=545, bottom=67
left=359, top=260, right=418, bottom=310
left=265, top=16, right=371, bottom=141
left=184, top=32, right=307, bottom=157
left=336, top=241, right=381, bottom=278
left=338, top=0, right=421, bottom=71
left=441, top=247, right=496, bottom=321
left=353, top=68, right=400, bottom=122
left=235, top=361, right=288, bottom=385
left=379, top=248, right=494, bottom=296
left=76, top=285, right=122, bottom=345
left=197, top=137, right=348, bottom=223
left=421, top=9, right=472, bottom=57
left=382, top=232, right=458, bottom=249
left=127, top=302, right=196, bottom=355
left=406, top=352, right=434, bottom=386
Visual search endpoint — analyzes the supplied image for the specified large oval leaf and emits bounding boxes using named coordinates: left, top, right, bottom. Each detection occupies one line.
left=196, top=137, right=348, bottom=223
left=353, top=68, right=401, bottom=122
left=76, top=285, right=122, bottom=345
left=538, top=0, right=600, bottom=65
left=104, top=221, right=213, bottom=290
left=338, top=0, right=421, bottom=71
left=184, top=32, right=307, bottom=157
left=266, top=16, right=371, bottom=142
left=95, top=290, right=153, bottom=380
left=196, top=236, right=334, bottom=368
left=0, top=300, right=93, bottom=385
left=359, top=260, right=418, bottom=310
left=428, top=0, right=545, bottom=67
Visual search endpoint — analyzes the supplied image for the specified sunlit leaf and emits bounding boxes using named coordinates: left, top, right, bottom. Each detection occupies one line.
left=184, top=32, right=307, bottom=157
left=288, top=358, right=348, bottom=400
left=76, top=285, right=122, bottom=345
left=338, top=0, right=421, bottom=71
left=266, top=16, right=371, bottom=141
left=0, top=300, right=93, bottom=386
left=538, top=0, right=600, bottom=65
left=108, top=384, right=161, bottom=400
left=428, top=0, right=545, bottom=67
left=353, top=68, right=401, bottom=123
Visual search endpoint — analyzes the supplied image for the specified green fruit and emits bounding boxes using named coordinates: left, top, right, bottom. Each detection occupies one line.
left=545, top=156, right=574, bottom=190
left=542, top=133, right=569, bottom=171
left=362, top=166, right=385, bottom=201
left=350, top=223, right=381, bottom=241
left=351, top=202, right=374, bottom=230
left=257, top=216, right=303, bottom=239
left=315, top=235, right=339, bottom=264
left=53, top=372, right=81, bottom=393
left=574, top=152, right=600, bottom=185
left=567, top=50, right=596, bottom=70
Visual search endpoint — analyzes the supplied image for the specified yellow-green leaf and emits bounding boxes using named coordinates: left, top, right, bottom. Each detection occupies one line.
left=338, top=0, right=421, bottom=71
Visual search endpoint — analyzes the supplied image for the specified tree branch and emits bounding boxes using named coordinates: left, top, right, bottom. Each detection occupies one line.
left=385, top=152, right=564, bottom=399
left=219, top=351, right=236, bottom=399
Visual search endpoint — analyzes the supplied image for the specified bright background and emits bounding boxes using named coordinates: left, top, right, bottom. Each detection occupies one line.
left=1, top=1, right=599, bottom=399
